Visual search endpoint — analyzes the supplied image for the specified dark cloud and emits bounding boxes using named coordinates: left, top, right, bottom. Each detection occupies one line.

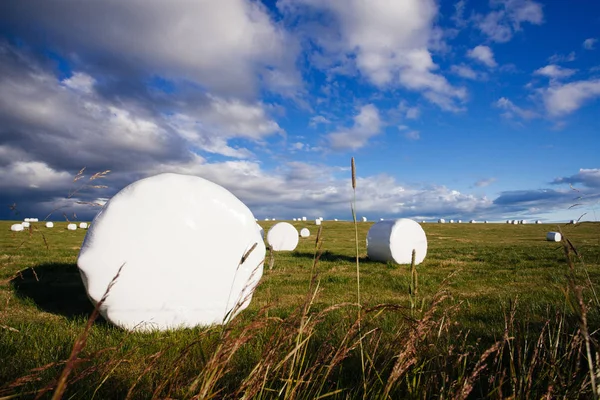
left=551, top=169, right=600, bottom=189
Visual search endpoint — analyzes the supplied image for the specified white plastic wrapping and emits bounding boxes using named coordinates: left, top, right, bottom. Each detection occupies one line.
left=267, top=222, right=299, bottom=251
left=77, top=173, right=265, bottom=331
left=300, top=228, right=310, bottom=238
left=46, top=222, right=54, bottom=228
left=546, top=232, right=561, bottom=242
left=11, top=224, right=24, bottom=232
left=367, top=219, right=428, bottom=265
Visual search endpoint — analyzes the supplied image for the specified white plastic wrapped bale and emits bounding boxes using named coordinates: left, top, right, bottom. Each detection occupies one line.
left=32, top=218, right=38, bottom=222
left=265, top=218, right=269, bottom=221
left=22, top=221, right=30, bottom=228
left=315, top=219, right=321, bottom=226
left=457, top=220, right=462, bottom=223
left=79, top=222, right=88, bottom=229
left=438, top=219, right=445, bottom=223
left=292, top=218, right=297, bottom=221
left=484, top=221, right=489, bottom=223
left=570, top=220, right=577, bottom=224
left=67, top=223, right=77, bottom=230
left=449, top=220, right=454, bottom=223
left=300, top=228, right=310, bottom=238
left=267, top=222, right=299, bottom=251
left=11, top=224, right=24, bottom=232
left=536, top=220, right=542, bottom=224
left=521, top=220, right=527, bottom=224
left=470, top=220, right=476, bottom=223
left=380, top=218, right=384, bottom=221
left=46, top=222, right=54, bottom=228
left=367, top=219, right=428, bottom=265
left=24, top=218, right=30, bottom=222
left=547, top=232, right=561, bottom=242
left=302, top=217, right=307, bottom=221
left=77, top=173, right=265, bottom=331
left=511, top=220, right=518, bottom=224
left=334, top=218, right=338, bottom=221
left=362, top=217, right=367, bottom=222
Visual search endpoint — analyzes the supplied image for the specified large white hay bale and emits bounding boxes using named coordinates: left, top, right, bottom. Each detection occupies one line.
left=67, top=223, right=77, bottom=230
left=367, top=219, right=428, bottom=265
left=302, top=217, right=307, bottom=221
left=77, top=173, right=265, bottom=331
left=362, top=216, right=367, bottom=222
left=11, top=224, right=24, bottom=232
left=24, top=218, right=30, bottom=222
left=449, top=219, right=454, bottom=223
left=520, top=220, right=527, bottom=224
left=315, top=218, right=322, bottom=226
left=79, top=222, right=88, bottom=229
left=22, top=221, right=30, bottom=228
left=300, top=228, right=310, bottom=238
left=511, top=220, right=517, bottom=224
left=292, top=218, right=297, bottom=221
left=264, top=218, right=269, bottom=221
left=546, top=232, right=561, bottom=242
left=457, top=220, right=462, bottom=223
left=469, top=220, right=476, bottom=223
left=438, top=219, right=445, bottom=223
left=570, top=219, right=577, bottom=224
left=46, top=222, right=54, bottom=228
left=267, top=222, right=299, bottom=251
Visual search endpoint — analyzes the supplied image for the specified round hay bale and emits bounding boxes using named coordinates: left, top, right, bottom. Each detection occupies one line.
left=11, top=224, right=24, bottom=232
left=22, top=221, right=30, bottom=228
left=46, top=222, right=54, bottom=228
left=315, top=219, right=322, bottom=226
left=267, top=222, right=299, bottom=251
left=79, top=222, right=88, bottom=229
left=362, top=216, right=367, bottom=222
left=457, top=220, right=462, bottom=223
left=67, top=223, right=77, bottom=230
left=367, top=219, right=428, bottom=265
left=300, top=228, right=310, bottom=238
left=547, top=232, right=561, bottom=242
left=438, top=219, right=445, bottom=223
left=334, top=219, right=338, bottom=221
left=77, top=173, right=265, bottom=331
left=302, top=217, right=307, bottom=221
left=536, top=220, right=542, bottom=224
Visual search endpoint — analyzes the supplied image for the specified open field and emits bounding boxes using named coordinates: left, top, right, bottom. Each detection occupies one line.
left=1, top=220, right=599, bottom=398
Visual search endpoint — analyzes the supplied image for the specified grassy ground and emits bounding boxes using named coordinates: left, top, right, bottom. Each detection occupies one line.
left=1, top=220, right=599, bottom=398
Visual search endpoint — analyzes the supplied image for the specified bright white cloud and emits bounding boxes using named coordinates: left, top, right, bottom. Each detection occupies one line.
left=541, top=79, right=600, bottom=117
left=467, top=45, right=497, bottom=68
left=278, top=0, right=466, bottom=111
left=474, top=0, right=544, bottom=43
left=0, top=161, right=72, bottom=190
left=548, top=52, right=576, bottom=64
left=309, top=115, right=331, bottom=127
left=451, top=64, right=487, bottom=80
left=583, top=38, right=597, bottom=50
left=496, top=97, right=538, bottom=119
left=327, top=104, right=382, bottom=150
left=0, top=0, right=300, bottom=98
left=534, top=64, right=577, bottom=80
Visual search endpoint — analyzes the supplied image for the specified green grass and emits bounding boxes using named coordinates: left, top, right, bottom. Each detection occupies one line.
left=1, top=220, right=599, bottom=398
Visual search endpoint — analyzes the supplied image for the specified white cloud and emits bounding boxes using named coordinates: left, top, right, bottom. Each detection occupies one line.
left=541, top=79, right=600, bottom=117
left=278, top=0, right=466, bottom=111
left=467, top=45, right=497, bottom=68
left=552, top=168, right=600, bottom=188
left=475, top=177, right=497, bottom=187
left=0, top=0, right=300, bottom=98
left=309, top=115, right=331, bottom=128
left=548, top=51, right=576, bottom=64
left=495, top=97, right=538, bottom=119
left=404, top=130, right=420, bottom=140
left=451, top=64, right=487, bottom=80
left=583, top=38, right=597, bottom=50
left=327, top=104, right=382, bottom=150
left=0, top=161, right=72, bottom=190
left=534, top=64, right=577, bottom=80
left=398, top=100, right=420, bottom=119
left=473, top=0, right=543, bottom=43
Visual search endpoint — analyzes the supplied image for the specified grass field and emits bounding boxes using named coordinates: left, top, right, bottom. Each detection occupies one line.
left=1, top=219, right=599, bottom=399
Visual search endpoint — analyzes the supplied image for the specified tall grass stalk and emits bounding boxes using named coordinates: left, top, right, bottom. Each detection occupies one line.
left=350, top=157, right=366, bottom=396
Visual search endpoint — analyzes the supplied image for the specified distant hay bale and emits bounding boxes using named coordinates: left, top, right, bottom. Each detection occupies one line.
left=300, top=228, right=310, bottom=238
left=79, top=222, right=88, bottom=229
left=449, top=219, right=454, bottom=223
left=438, top=219, right=446, bottom=223
left=469, top=220, right=476, bottom=223
left=536, top=220, right=542, bottom=224
left=484, top=220, right=489, bottom=223
left=362, top=216, right=367, bottom=222
left=334, top=218, right=338, bottom=221
left=511, top=220, right=518, bottom=224
left=10, top=224, right=24, bottom=232
left=267, top=222, right=299, bottom=251
left=67, top=223, right=77, bottom=230
left=22, top=221, right=30, bottom=228
left=367, top=219, right=428, bottom=265
left=457, top=220, right=462, bottom=223
left=315, top=219, right=322, bottom=226
left=46, top=222, right=54, bottom=228
left=292, top=218, right=297, bottom=221
left=546, top=232, right=561, bottom=242
left=24, top=218, right=31, bottom=222
left=31, top=218, right=38, bottom=222
left=302, top=217, right=307, bottom=221
left=570, top=220, right=577, bottom=224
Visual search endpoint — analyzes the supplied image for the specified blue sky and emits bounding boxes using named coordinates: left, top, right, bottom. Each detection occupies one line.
left=0, top=0, right=598, bottom=222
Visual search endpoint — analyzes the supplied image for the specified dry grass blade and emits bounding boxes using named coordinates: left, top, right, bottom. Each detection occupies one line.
left=50, top=263, right=125, bottom=400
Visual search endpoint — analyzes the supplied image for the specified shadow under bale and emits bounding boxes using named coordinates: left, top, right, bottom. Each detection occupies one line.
left=290, top=250, right=379, bottom=265
left=10, top=262, right=99, bottom=320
